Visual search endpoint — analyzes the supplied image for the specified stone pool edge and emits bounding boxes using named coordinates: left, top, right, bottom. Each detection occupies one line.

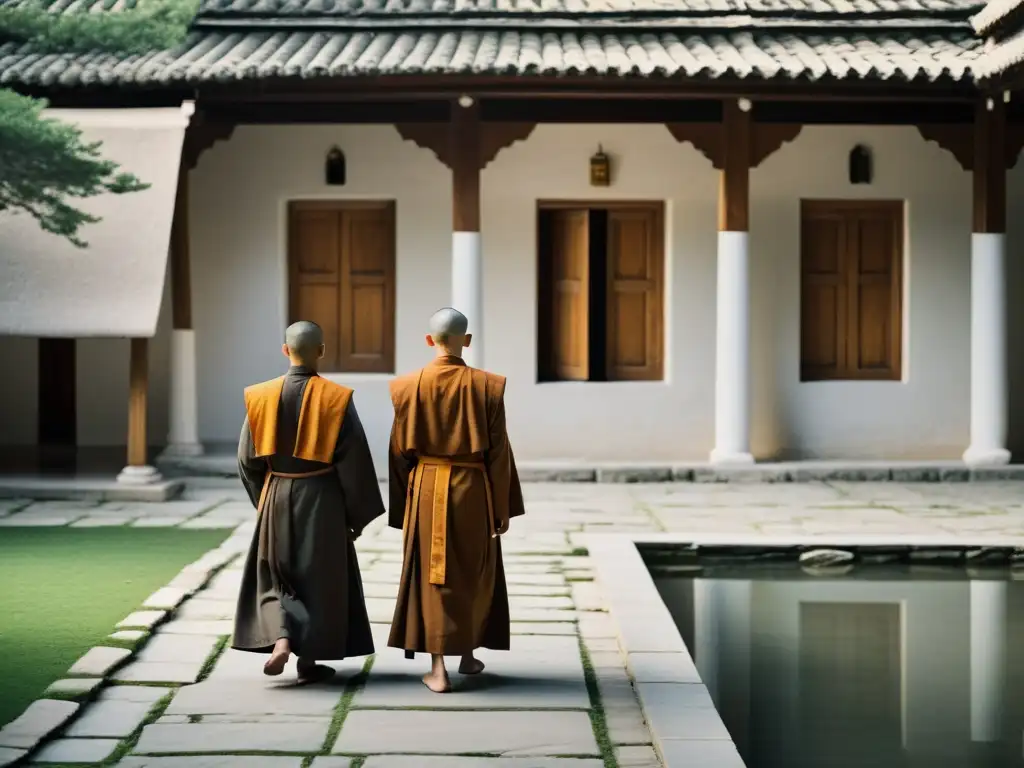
left=585, top=533, right=745, bottom=768
left=583, top=530, right=1024, bottom=768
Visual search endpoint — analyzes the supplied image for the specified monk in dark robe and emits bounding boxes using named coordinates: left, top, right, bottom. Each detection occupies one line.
left=388, top=307, right=526, bottom=693
left=234, top=320, right=385, bottom=684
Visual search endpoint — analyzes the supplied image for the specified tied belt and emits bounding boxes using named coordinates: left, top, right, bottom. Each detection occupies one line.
left=258, top=465, right=334, bottom=596
left=405, top=456, right=496, bottom=587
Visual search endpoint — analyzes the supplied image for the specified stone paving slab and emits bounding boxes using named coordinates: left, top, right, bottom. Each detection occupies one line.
left=359, top=634, right=589, bottom=709
left=32, top=736, right=120, bottom=763
left=361, top=759, right=604, bottom=767
left=119, top=757, right=304, bottom=767
left=134, top=721, right=330, bottom=753
left=0, top=700, right=78, bottom=749
left=164, top=679, right=342, bottom=716
left=69, top=646, right=133, bottom=676
left=112, top=660, right=205, bottom=684
left=67, top=699, right=157, bottom=738
left=334, top=710, right=600, bottom=755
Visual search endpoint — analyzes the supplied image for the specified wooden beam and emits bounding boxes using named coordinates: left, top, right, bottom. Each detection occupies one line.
left=718, top=100, right=751, bottom=232
left=666, top=121, right=801, bottom=170
left=974, top=99, right=1007, bottom=234
left=451, top=100, right=482, bottom=234
left=170, top=169, right=192, bottom=330
left=394, top=120, right=535, bottom=171
left=127, top=338, right=149, bottom=468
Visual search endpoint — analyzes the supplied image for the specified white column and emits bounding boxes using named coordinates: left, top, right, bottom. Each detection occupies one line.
left=163, top=329, right=203, bottom=457
left=963, top=233, right=1010, bottom=467
left=970, top=580, right=1007, bottom=742
left=453, top=231, right=483, bottom=370
left=710, top=231, right=753, bottom=466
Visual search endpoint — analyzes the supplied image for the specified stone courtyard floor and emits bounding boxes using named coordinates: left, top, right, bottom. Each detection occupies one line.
left=3, top=479, right=1024, bottom=767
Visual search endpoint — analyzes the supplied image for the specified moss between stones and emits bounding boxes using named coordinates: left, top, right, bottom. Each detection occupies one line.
left=195, top=635, right=230, bottom=683
left=577, top=637, right=618, bottom=768
left=101, top=689, right=175, bottom=765
left=320, top=654, right=375, bottom=753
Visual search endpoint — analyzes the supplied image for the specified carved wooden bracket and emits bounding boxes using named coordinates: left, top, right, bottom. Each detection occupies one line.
left=182, top=118, right=236, bottom=172
left=664, top=123, right=802, bottom=169
left=916, top=122, right=1024, bottom=171
left=394, top=123, right=536, bottom=170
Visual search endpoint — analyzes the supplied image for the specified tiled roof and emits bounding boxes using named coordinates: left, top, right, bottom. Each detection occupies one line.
left=0, top=29, right=981, bottom=84
left=971, top=0, right=1022, bottom=34
left=0, top=0, right=985, bottom=85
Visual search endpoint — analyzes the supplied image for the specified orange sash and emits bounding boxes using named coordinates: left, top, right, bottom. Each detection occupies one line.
left=404, top=456, right=496, bottom=587
left=244, top=375, right=352, bottom=464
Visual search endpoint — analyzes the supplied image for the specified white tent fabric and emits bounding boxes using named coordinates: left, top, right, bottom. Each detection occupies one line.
left=0, top=102, right=194, bottom=337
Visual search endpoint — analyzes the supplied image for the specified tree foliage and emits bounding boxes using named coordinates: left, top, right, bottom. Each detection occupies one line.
left=0, top=89, right=149, bottom=247
left=0, top=0, right=198, bottom=55
left=0, top=0, right=198, bottom=246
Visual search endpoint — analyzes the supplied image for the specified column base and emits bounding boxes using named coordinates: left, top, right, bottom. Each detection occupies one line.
left=962, top=446, right=1011, bottom=468
left=159, top=442, right=204, bottom=459
left=709, top=449, right=755, bottom=467
left=117, top=465, right=163, bottom=485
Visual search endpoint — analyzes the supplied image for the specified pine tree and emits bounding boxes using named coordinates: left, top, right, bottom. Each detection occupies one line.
left=0, top=0, right=197, bottom=247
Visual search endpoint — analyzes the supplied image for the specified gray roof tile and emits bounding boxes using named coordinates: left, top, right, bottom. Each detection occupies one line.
left=0, top=29, right=981, bottom=84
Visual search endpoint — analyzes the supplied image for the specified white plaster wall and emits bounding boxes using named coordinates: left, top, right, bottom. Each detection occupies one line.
left=185, top=123, right=1024, bottom=464
left=7, top=121, right=1024, bottom=463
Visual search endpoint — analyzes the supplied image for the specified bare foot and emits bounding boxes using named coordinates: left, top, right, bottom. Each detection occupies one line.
left=296, top=661, right=335, bottom=686
left=263, top=639, right=290, bottom=676
left=458, top=655, right=485, bottom=675
left=422, top=670, right=452, bottom=693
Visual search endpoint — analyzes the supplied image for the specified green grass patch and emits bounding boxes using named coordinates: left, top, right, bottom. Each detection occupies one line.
left=0, top=526, right=230, bottom=727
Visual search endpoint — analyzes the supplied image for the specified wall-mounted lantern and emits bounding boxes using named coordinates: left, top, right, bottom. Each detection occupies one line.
left=590, top=145, right=611, bottom=187
left=849, top=144, right=872, bottom=185
left=326, top=146, right=346, bottom=186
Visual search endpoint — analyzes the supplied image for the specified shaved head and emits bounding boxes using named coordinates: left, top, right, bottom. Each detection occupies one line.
left=284, top=320, right=324, bottom=365
left=426, top=307, right=472, bottom=357
left=429, top=307, right=469, bottom=340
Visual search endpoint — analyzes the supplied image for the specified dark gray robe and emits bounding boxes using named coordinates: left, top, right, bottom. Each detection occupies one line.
left=232, top=365, right=384, bottom=660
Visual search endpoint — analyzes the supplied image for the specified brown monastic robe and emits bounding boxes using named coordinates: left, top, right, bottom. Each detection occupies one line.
left=233, top=365, right=385, bottom=660
left=387, top=355, right=526, bottom=656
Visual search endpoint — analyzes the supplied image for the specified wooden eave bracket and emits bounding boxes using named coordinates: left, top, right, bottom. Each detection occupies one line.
left=917, top=122, right=1024, bottom=170
left=182, top=116, right=236, bottom=172
left=394, top=123, right=536, bottom=170
left=664, top=122, right=802, bottom=169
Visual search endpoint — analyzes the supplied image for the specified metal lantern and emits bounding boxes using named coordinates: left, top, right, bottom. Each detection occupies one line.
left=325, top=146, right=347, bottom=186
left=590, top=145, right=610, bottom=187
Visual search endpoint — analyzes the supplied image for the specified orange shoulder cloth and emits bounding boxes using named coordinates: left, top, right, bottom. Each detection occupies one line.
left=244, top=376, right=354, bottom=464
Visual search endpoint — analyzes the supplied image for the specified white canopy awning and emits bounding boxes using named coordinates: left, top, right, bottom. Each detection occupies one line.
left=0, top=102, right=194, bottom=337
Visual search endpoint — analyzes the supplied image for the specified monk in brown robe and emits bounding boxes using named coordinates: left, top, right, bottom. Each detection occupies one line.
left=388, top=307, right=526, bottom=692
left=234, top=320, right=384, bottom=684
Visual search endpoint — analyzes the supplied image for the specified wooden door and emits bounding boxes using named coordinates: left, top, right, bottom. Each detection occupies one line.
left=289, top=205, right=343, bottom=371
left=546, top=209, right=590, bottom=381
left=801, top=200, right=902, bottom=380
left=606, top=207, right=663, bottom=380
left=288, top=201, right=396, bottom=374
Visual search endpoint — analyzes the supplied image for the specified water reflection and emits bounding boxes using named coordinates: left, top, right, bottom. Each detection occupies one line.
left=650, top=568, right=1023, bottom=768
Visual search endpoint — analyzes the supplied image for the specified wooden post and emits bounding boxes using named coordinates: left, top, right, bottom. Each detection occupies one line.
left=127, top=338, right=148, bottom=467
left=450, top=98, right=483, bottom=368
left=963, top=98, right=1010, bottom=467
left=710, top=99, right=754, bottom=466
left=163, top=168, right=203, bottom=457
left=118, top=337, right=162, bottom=483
